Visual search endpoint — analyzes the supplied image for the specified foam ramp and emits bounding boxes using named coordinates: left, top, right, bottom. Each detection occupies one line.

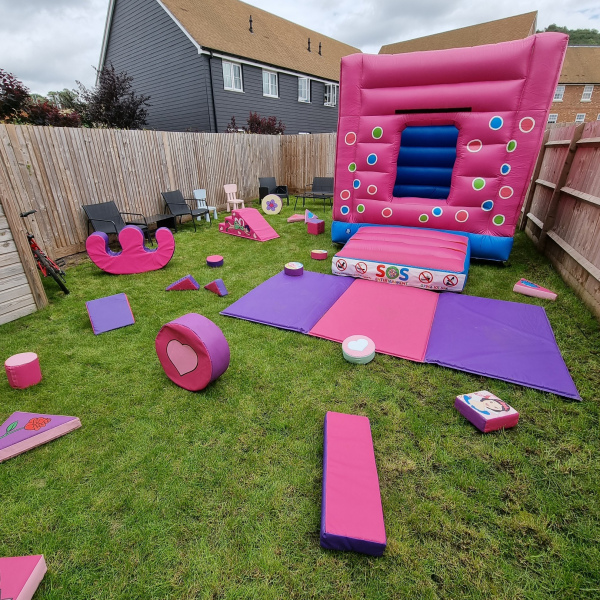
left=0, top=555, right=47, bottom=600
left=218, top=208, right=279, bottom=241
left=321, top=411, right=386, bottom=556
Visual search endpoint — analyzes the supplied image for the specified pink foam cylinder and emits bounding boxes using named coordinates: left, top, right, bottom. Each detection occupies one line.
left=5, top=353, right=42, bottom=389
left=155, top=314, right=230, bottom=391
left=311, top=249, right=328, bottom=260
left=207, top=255, right=224, bottom=268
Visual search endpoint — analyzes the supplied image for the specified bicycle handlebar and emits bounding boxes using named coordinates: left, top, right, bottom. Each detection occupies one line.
left=20, top=210, right=37, bottom=218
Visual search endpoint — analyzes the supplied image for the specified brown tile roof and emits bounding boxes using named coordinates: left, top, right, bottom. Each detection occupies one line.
left=161, top=0, right=361, bottom=81
left=379, top=11, right=537, bottom=54
left=559, top=46, right=600, bottom=84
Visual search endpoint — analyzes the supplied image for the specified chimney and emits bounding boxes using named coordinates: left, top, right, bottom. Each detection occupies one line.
left=319, top=42, right=322, bottom=55
left=249, top=15, right=253, bottom=33
left=308, top=38, right=311, bottom=52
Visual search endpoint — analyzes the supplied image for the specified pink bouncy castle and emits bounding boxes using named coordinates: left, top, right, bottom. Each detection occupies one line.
left=332, top=34, right=568, bottom=260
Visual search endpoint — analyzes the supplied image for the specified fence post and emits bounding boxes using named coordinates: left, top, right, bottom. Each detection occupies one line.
left=538, top=123, right=584, bottom=252
left=519, top=128, right=550, bottom=230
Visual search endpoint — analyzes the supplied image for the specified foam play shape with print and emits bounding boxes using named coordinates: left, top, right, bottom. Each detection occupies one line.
left=332, top=34, right=568, bottom=260
left=166, top=275, right=200, bottom=291
left=455, top=390, right=519, bottom=432
left=343, top=335, right=376, bottom=364
left=0, top=555, right=47, bottom=600
left=86, top=225, right=175, bottom=274
left=86, top=293, right=135, bottom=335
left=204, top=279, right=228, bottom=296
left=0, top=412, right=81, bottom=462
left=321, top=411, right=386, bottom=556
left=261, top=194, right=282, bottom=215
left=155, top=313, right=230, bottom=391
left=305, top=210, right=318, bottom=222
left=513, top=278, right=557, bottom=300
left=219, top=208, right=279, bottom=241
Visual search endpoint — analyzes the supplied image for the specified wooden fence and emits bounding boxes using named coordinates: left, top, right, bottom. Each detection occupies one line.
left=0, top=125, right=336, bottom=262
left=521, top=121, right=600, bottom=319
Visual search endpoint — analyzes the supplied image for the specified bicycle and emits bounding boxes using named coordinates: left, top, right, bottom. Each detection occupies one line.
left=20, top=210, right=69, bottom=295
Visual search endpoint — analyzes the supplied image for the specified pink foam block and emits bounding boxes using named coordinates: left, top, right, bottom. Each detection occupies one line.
left=0, top=555, right=46, bottom=600
left=204, top=279, right=228, bottom=296
left=86, top=226, right=175, bottom=274
left=218, top=208, right=279, bottom=241
left=513, top=279, right=557, bottom=300
left=206, top=255, right=224, bottom=268
left=4, top=353, right=42, bottom=389
left=155, top=313, right=230, bottom=391
left=166, top=275, right=200, bottom=291
left=321, top=412, right=386, bottom=556
left=0, top=412, right=81, bottom=462
left=307, top=219, right=325, bottom=235
left=287, top=214, right=305, bottom=223
left=455, top=391, right=519, bottom=432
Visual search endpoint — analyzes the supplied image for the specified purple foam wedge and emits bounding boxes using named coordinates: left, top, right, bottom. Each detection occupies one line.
left=321, top=411, right=386, bottom=556
left=166, top=275, right=200, bottom=291
left=0, top=412, right=81, bottom=462
left=204, top=279, right=228, bottom=296
left=86, top=293, right=135, bottom=335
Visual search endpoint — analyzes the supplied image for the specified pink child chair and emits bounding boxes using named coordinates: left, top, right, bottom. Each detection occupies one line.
left=223, top=184, right=245, bottom=212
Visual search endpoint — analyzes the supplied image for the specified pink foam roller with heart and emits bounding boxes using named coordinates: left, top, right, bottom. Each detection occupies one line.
left=155, top=314, right=230, bottom=391
left=4, top=353, right=42, bottom=389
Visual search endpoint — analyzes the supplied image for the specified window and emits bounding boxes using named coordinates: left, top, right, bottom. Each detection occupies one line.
left=547, top=114, right=558, bottom=124
left=581, top=85, right=594, bottom=102
left=597, top=114, right=600, bottom=120
left=262, top=70, right=278, bottom=97
left=223, top=61, right=243, bottom=92
left=575, top=113, right=586, bottom=123
left=324, top=83, right=339, bottom=107
left=553, top=85, right=565, bottom=101
left=298, top=77, right=310, bottom=103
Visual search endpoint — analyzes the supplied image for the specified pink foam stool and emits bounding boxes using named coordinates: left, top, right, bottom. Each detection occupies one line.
left=5, top=353, right=42, bottom=389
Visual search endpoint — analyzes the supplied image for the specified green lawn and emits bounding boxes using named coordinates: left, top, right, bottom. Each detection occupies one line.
left=1, top=203, right=599, bottom=599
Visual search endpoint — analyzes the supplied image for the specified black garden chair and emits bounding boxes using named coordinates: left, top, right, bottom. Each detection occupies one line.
left=295, top=177, right=334, bottom=210
left=82, top=201, right=153, bottom=244
left=258, top=177, right=290, bottom=206
left=161, top=190, right=209, bottom=232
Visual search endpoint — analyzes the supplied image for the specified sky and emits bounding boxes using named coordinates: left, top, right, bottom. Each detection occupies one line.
left=0, top=0, right=598, bottom=96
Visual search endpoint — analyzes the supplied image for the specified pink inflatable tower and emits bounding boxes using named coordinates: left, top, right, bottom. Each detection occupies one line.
left=332, top=34, right=568, bottom=260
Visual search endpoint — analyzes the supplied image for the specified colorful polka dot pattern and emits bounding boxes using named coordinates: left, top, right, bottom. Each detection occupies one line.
left=340, top=190, right=351, bottom=201
left=348, top=162, right=356, bottom=172
left=382, top=207, right=392, bottom=218
left=357, top=204, right=365, bottom=213
left=353, top=179, right=360, bottom=189
left=372, top=127, right=383, bottom=139
left=367, top=153, right=377, bottom=165
left=367, top=185, right=377, bottom=195
left=340, top=205, right=350, bottom=215
left=482, top=200, right=494, bottom=211
left=432, top=207, right=443, bottom=217
left=467, top=139, right=482, bottom=152
left=489, top=116, right=503, bottom=130
left=472, top=178, right=486, bottom=191
left=345, top=132, right=357, bottom=145
left=419, top=214, right=429, bottom=223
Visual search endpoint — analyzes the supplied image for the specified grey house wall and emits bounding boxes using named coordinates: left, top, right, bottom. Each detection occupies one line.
left=210, top=58, right=340, bottom=134
left=103, top=0, right=214, bottom=132
left=103, top=0, right=339, bottom=133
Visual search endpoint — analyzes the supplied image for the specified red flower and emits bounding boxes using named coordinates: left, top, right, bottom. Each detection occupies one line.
left=24, top=417, right=51, bottom=431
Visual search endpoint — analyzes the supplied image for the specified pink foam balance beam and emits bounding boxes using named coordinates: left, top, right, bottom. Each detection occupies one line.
left=455, top=391, right=519, bottom=432
left=513, top=279, right=557, bottom=300
left=321, top=411, right=386, bottom=556
left=0, top=555, right=47, bottom=600
left=4, top=353, right=42, bottom=389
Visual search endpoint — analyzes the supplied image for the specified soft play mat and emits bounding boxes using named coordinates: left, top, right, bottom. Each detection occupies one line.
left=332, top=226, right=470, bottom=291
left=221, top=272, right=579, bottom=399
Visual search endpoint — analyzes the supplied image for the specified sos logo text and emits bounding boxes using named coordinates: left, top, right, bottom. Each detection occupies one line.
left=376, top=265, right=409, bottom=281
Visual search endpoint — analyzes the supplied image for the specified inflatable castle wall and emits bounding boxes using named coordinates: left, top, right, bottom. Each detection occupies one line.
left=332, top=33, right=568, bottom=261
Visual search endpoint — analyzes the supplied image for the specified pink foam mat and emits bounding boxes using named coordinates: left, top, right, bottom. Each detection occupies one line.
left=309, top=279, right=438, bottom=362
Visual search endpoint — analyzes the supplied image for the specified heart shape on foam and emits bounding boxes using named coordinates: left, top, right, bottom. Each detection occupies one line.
left=348, top=339, right=369, bottom=352
left=166, top=339, right=198, bottom=376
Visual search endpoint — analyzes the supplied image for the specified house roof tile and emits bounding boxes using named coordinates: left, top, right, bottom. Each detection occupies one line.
left=161, top=0, right=361, bottom=81
left=560, top=46, right=600, bottom=84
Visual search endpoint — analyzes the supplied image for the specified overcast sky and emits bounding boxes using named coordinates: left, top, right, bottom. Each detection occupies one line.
left=0, top=0, right=598, bottom=96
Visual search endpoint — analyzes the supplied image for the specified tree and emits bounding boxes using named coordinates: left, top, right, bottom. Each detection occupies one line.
left=77, top=63, right=150, bottom=129
left=47, top=88, right=84, bottom=112
left=0, top=68, right=30, bottom=121
left=538, top=24, right=600, bottom=46
left=226, top=112, right=285, bottom=134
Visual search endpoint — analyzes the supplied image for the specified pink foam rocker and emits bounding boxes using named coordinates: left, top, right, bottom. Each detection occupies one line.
left=4, top=353, right=42, bottom=389
left=0, top=555, right=47, bottom=600
left=455, top=390, right=519, bottom=432
left=513, top=279, right=557, bottom=300
left=223, top=184, right=245, bottom=212
left=307, top=219, right=325, bottom=235
left=155, top=313, right=230, bottom=391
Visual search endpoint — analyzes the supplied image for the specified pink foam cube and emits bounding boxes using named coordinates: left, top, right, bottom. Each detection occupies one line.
left=455, top=390, right=519, bottom=432
left=4, top=353, right=42, bottom=389
left=307, top=219, right=324, bottom=235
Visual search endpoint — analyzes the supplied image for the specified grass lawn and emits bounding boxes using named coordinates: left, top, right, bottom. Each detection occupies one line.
left=1, top=202, right=599, bottom=599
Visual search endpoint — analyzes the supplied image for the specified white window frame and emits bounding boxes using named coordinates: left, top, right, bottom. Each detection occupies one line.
left=547, top=114, right=558, bottom=124
left=324, top=83, right=339, bottom=107
left=581, top=85, right=594, bottom=102
left=597, top=114, right=600, bottom=120
left=262, top=70, right=278, bottom=98
left=553, top=85, right=565, bottom=102
left=222, top=61, right=243, bottom=92
left=298, top=77, right=311, bottom=103
left=575, top=113, right=586, bottom=123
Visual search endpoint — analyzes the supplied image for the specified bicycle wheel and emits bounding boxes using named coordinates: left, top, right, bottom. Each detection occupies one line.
left=35, top=251, right=70, bottom=294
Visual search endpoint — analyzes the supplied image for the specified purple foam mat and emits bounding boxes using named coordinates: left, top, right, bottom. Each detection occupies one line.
left=86, top=293, right=135, bottom=335
left=221, top=270, right=354, bottom=333
left=425, top=293, right=580, bottom=400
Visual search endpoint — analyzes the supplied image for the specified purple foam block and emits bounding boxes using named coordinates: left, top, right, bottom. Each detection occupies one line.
left=86, top=293, right=135, bottom=335
left=220, top=271, right=353, bottom=333
left=425, top=293, right=580, bottom=400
